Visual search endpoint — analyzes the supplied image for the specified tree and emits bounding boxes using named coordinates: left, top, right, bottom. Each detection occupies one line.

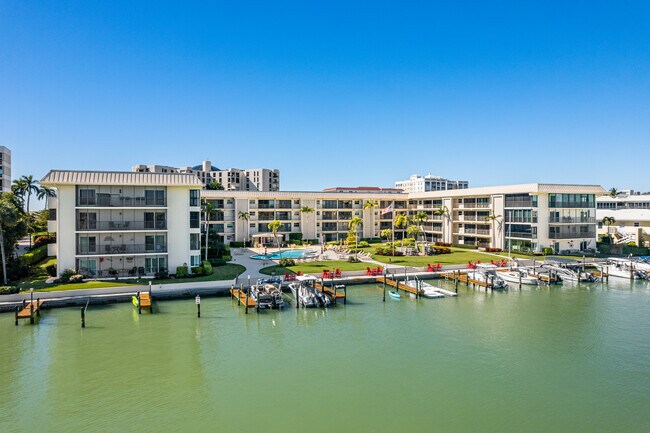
left=609, top=187, right=619, bottom=198
left=484, top=214, right=502, bottom=248
left=411, top=211, right=428, bottom=248
left=602, top=216, right=616, bottom=243
left=406, top=225, right=422, bottom=251
left=394, top=214, right=410, bottom=236
left=0, top=194, right=20, bottom=285
left=268, top=219, right=282, bottom=250
left=206, top=181, right=224, bottom=190
left=380, top=229, right=392, bottom=240
left=433, top=205, right=450, bottom=243
left=363, top=200, right=379, bottom=236
left=238, top=211, right=250, bottom=246
left=348, top=216, right=363, bottom=257
left=202, top=199, right=216, bottom=261
left=36, top=185, right=57, bottom=210
left=12, top=175, right=40, bottom=250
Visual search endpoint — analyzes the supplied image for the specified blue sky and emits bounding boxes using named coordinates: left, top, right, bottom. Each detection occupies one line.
left=2, top=1, right=649, bottom=195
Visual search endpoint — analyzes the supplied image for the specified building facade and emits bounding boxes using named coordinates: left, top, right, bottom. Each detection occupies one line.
left=133, top=160, right=280, bottom=192
left=597, top=192, right=650, bottom=246
left=41, top=171, right=204, bottom=278
left=395, top=174, right=468, bottom=193
left=0, top=146, right=11, bottom=192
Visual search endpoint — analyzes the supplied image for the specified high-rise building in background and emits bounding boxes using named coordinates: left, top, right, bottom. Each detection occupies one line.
left=0, top=146, right=11, bottom=192
left=395, top=174, right=468, bottom=193
left=132, top=160, right=279, bottom=192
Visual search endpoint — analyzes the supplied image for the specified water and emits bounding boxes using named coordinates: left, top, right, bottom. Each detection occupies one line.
left=2, top=279, right=650, bottom=433
left=250, top=248, right=318, bottom=260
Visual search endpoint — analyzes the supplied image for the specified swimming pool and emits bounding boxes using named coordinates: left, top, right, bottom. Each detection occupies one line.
left=250, top=249, right=318, bottom=260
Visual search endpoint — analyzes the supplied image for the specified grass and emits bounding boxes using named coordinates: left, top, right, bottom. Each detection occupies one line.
left=259, top=260, right=370, bottom=276
left=12, top=258, right=246, bottom=293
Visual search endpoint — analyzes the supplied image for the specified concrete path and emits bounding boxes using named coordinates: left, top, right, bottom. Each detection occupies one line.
left=15, top=237, right=31, bottom=257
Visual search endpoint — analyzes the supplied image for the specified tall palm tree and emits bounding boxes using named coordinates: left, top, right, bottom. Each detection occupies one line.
left=484, top=214, right=502, bottom=248
left=12, top=176, right=40, bottom=249
left=363, top=200, right=379, bottom=237
left=602, top=216, right=616, bottom=243
left=406, top=224, right=422, bottom=252
left=0, top=194, right=20, bottom=285
left=411, top=211, right=428, bottom=248
left=238, top=211, right=250, bottom=246
left=268, top=219, right=282, bottom=251
left=348, top=216, right=363, bottom=257
left=202, top=200, right=216, bottom=261
left=433, top=205, right=450, bottom=244
left=380, top=229, right=392, bottom=241
left=36, top=185, right=57, bottom=210
left=394, top=214, right=410, bottom=238
left=609, top=187, right=618, bottom=198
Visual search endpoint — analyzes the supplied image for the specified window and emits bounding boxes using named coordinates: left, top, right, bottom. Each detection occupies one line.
left=190, top=233, right=200, bottom=250
left=145, top=189, right=166, bottom=206
left=634, top=222, right=640, bottom=227
left=79, top=236, right=97, bottom=254
left=78, top=212, right=97, bottom=230
left=191, top=255, right=201, bottom=267
left=79, top=188, right=96, bottom=206
left=145, top=235, right=166, bottom=252
left=145, top=257, right=166, bottom=273
left=189, top=190, right=200, bottom=206
left=145, top=212, right=166, bottom=229
left=190, top=212, right=200, bottom=228
left=78, top=258, right=97, bottom=276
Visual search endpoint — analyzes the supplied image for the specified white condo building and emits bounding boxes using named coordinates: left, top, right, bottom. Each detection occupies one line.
left=132, top=160, right=280, bottom=192
left=395, top=174, right=468, bottom=193
left=41, top=169, right=605, bottom=278
left=597, top=192, right=650, bottom=246
left=0, top=146, right=11, bottom=192
left=40, top=171, right=204, bottom=278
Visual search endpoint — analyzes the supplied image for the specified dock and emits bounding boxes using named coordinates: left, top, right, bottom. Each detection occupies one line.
left=135, top=290, right=154, bottom=314
left=229, top=287, right=257, bottom=313
left=15, top=299, right=44, bottom=325
left=446, top=271, right=495, bottom=289
left=314, top=281, right=347, bottom=304
left=376, top=276, right=422, bottom=297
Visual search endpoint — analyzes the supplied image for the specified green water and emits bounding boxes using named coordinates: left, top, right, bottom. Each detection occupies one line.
left=2, top=279, right=650, bottom=433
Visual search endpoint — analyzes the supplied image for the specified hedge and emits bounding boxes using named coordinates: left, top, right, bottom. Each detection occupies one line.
left=176, top=266, right=189, bottom=277
left=451, top=243, right=477, bottom=250
left=229, top=241, right=245, bottom=248
left=21, top=245, right=48, bottom=266
left=0, top=286, right=19, bottom=295
left=202, top=260, right=213, bottom=276
left=289, top=232, right=303, bottom=242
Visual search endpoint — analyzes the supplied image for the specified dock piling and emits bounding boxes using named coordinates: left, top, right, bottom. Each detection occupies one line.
left=81, top=306, right=86, bottom=328
left=15, top=306, right=19, bottom=326
left=196, top=295, right=201, bottom=318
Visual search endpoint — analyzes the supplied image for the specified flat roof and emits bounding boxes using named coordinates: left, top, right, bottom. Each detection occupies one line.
left=409, top=183, right=606, bottom=199
left=40, top=170, right=204, bottom=187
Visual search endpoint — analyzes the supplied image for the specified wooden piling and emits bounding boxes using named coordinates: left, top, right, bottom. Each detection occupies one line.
left=15, top=306, right=19, bottom=326
left=137, top=291, right=141, bottom=314
left=383, top=275, right=386, bottom=302
left=81, top=306, right=86, bottom=328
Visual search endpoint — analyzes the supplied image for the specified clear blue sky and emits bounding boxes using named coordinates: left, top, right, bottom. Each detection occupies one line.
left=2, top=0, right=649, bottom=194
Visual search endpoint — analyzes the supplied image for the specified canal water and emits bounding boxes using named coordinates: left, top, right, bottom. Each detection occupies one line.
left=2, top=279, right=650, bottom=433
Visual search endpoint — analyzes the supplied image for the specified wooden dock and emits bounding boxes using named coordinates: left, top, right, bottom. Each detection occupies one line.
left=314, top=281, right=347, bottom=304
left=15, top=300, right=44, bottom=325
left=135, top=290, right=154, bottom=314
left=376, top=276, right=421, bottom=296
left=448, top=272, right=492, bottom=288
left=230, top=287, right=257, bottom=313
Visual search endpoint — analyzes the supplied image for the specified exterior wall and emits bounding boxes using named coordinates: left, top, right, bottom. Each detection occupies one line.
left=56, top=185, right=77, bottom=275
left=167, top=186, right=196, bottom=271
left=0, top=146, right=11, bottom=192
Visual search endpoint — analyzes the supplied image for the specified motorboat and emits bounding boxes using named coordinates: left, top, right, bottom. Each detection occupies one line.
left=466, top=264, right=508, bottom=290
left=289, top=275, right=332, bottom=308
left=497, top=269, right=539, bottom=285
left=600, top=258, right=649, bottom=280
left=403, top=277, right=445, bottom=298
left=629, top=257, right=650, bottom=272
left=250, top=284, right=274, bottom=309
left=540, top=265, right=596, bottom=283
left=251, top=280, right=285, bottom=309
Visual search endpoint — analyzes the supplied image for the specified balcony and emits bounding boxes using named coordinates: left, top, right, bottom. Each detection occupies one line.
left=505, top=201, right=535, bottom=208
left=77, top=243, right=168, bottom=255
left=506, top=217, right=536, bottom=223
left=76, top=221, right=167, bottom=231
left=549, top=202, right=595, bottom=209
left=549, top=232, right=596, bottom=239
left=549, top=216, right=596, bottom=224
left=78, top=195, right=166, bottom=207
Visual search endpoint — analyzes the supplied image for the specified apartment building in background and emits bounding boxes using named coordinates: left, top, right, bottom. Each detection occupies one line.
left=40, top=170, right=204, bottom=278
left=132, top=160, right=280, bottom=192
left=597, top=191, right=650, bottom=246
left=395, top=173, right=469, bottom=193
left=0, top=146, right=11, bottom=192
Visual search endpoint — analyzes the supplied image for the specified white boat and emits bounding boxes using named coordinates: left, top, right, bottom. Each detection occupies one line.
left=541, top=265, right=596, bottom=283
left=600, top=258, right=649, bottom=280
left=466, top=264, right=508, bottom=290
left=289, top=275, right=332, bottom=308
left=630, top=257, right=650, bottom=272
left=252, top=280, right=284, bottom=308
left=403, top=277, right=444, bottom=298
left=250, top=284, right=275, bottom=309
left=497, top=269, right=539, bottom=285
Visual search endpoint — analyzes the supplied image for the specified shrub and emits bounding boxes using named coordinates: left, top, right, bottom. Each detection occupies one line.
left=229, top=241, right=245, bottom=248
left=434, top=242, right=452, bottom=247
left=33, top=234, right=56, bottom=248
left=348, top=256, right=361, bottom=263
left=191, top=266, right=204, bottom=276
left=154, top=269, right=169, bottom=279
left=0, top=286, right=19, bottom=295
left=278, top=258, right=296, bottom=267
left=289, top=232, right=303, bottom=242
left=69, top=274, right=84, bottom=283
left=375, top=248, right=403, bottom=256
left=542, top=247, right=554, bottom=255
left=345, top=235, right=357, bottom=246
left=451, top=243, right=476, bottom=249
left=209, top=258, right=227, bottom=267
left=361, top=238, right=382, bottom=244
left=485, top=247, right=502, bottom=252
left=304, top=239, right=319, bottom=245
left=21, top=245, right=48, bottom=266
left=357, top=241, right=370, bottom=248
left=176, top=266, right=189, bottom=277
left=45, top=264, right=57, bottom=277
left=59, top=268, right=76, bottom=283
left=202, top=260, right=213, bottom=275
left=432, top=246, right=452, bottom=254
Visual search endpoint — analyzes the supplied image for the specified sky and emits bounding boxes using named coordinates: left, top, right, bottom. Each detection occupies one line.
left=2, top=0, right=650, bottom=200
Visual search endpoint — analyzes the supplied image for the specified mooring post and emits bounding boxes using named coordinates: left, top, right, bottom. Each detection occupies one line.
left=383, top=274, right=386, bottom=302
left=519, top=273, right=522, bottom=290
left=137, top=291, right=141, bottom=314
left=606, top=266, right=609, bottom=282
left=29, top=289, right=34, bottom=324
left=15, top=306, right=19, bottom=326
left=81, top=306, right=85, bottom=328
left=149, top=281, right=153, bottom=314
left=196, top=295, right=201, bottom=318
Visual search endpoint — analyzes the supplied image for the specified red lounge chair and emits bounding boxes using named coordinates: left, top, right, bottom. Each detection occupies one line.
left=335, top=269, right=341, bottom=278
left=366, top=267, right=372, bottom=276
left=377, top=266, right=383, bottom=273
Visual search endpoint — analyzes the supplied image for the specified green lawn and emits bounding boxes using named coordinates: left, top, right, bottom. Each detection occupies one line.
left=13, top=258, right=246, bottom=293
left=259, top=260, right=371, bottom=276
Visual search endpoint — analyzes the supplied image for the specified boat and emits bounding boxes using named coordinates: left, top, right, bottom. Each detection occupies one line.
left=497, top=269, right=539, bottom=285
left=466, top=264, right=508, bottom=290
left=249, top=283, right=276, bottom=309
left=403, top=277, right=445, bottom=298
left=600, top=258, right=649, bottom=280
left=251, top=280, right=284, bottom=309
left=540, top=265, right=596, bottom=283
left=388, top=290, right=401, bottom=300
left=289, top=275, right=331, bottom=308
left=131, top=296, right=139, bottom=307
left=630, top=257, right=650, bottom=272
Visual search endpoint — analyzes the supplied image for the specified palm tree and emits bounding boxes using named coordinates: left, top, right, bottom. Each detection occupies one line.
left=12, top=176, right=40, bottom=249
left=237, top=211, right=250, bottom=246
left=202, top=200, right=216, bottom=261
left=484, top=214, right=502, bottom=248
left=363, top=200, right=379, bottom=237
left=0, top=194, right=20, bottom=285
left=394, top=214, right=410, bottom=238
left=268, top=219, right=282, bottom=251
left=36, top=185, right=57, bottom=210
left=380, top=229, right=392, bottom=241
left=348, top=216, right=363, bottom=257
left=433, top=205, right=450, bottom=243
left=602, top=216, right=616, bottom=243
left=406, top=224, right=422, bottom=252
left=609, top=187, right=618, bottom=198
left=411, top=211, right=428, bottom=248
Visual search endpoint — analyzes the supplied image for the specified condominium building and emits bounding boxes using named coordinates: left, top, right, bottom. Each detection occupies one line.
left=132, top=160, right=280, bottom=191
left=204, top=183, right=605, bottom=254
left=395, top=174, right=468, bottom=193
left=40, top=170, right=204, bottom=278
left=597, top=192, right=650, bottom=245
left=0, top=146, right=11, bottom=192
